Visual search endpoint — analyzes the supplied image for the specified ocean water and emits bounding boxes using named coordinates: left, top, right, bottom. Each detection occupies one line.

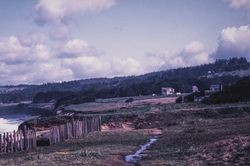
left=0, top=115, right=35, bottom=134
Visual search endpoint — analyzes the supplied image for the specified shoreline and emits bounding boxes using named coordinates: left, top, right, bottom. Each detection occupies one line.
left=0, top=114, right=37, bottom=133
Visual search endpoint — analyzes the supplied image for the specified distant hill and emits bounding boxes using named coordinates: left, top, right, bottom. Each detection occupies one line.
left=0, top=57, right=249, bottom=103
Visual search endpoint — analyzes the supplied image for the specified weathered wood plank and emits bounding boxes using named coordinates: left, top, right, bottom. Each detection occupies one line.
left=0, top=134, right=2, bottom=153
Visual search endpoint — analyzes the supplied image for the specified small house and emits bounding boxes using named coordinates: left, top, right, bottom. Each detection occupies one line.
left=210, top=84, right=223, bottom=92
left=192, top=85, right=199, bottom=93
left=161, top=87, right=175, bottom=95
left=205, top=84, right=223, bottom=97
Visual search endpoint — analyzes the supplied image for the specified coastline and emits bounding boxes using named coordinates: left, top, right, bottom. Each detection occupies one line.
left=0, top=102, right=56, bottom=133
left=0, top=114, right=37, bottom=133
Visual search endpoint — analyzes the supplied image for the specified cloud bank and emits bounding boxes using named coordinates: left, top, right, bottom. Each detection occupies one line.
left=1, top=25, right=249, bottom=85
left=213, top=25, right=250, bottom=59
left=0, top=35, right=147, bottom=85
left=0, top=0, right=249, bottom=85
left=144, top=25, right=250, bottom=70
left=146, top=41, right=212, bottom=71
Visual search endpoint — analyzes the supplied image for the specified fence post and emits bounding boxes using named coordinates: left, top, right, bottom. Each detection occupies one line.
left=74, top=120, right=77, bottom=138
left=27, top=131, right=29, bottom=150
left=33, top=129, right=37, bottom=148
left=17, top=132, right=19, bottom=151
left=58, top=126, right=61, bottom=142
left=13, top=130, right=17, bottom=152
left=82, top=118, right=85, bottom=135
left=57, top=126, right=60, bottom=143
left=85, top=118, right=87, bottom=134
left=87, top=118, right=89, bottom=133
left=29, top=130, right=33, bottom=149
left=23, top=125, right=28, bottom=150
left=20, top=131, right=23, bottom=151
left=6, top=132, right=9, bottom=153
left=3, top=133, right=6, bottom=153
left=95, top=117, right=97, bottom=131
left=93, top=117, right=96, bottom=131
left=71, top=119, right=74, bottom=138
left=10, top=133, right=13, bottom=153
left=92, top=118, right=94, bottom=132
left=60, top=125, right=63, bottom=141
left=0, top=134, right=2, bottom=153
left=66, top=123, right=69, bottom=139
left=62, top=125, right=65, bottom=141
left=99, top=116, right=102, bottom=131
left=80, top=120, right=83, bottom=137
left=50, top=128, right=53, bottom=145
left=91, top=118, right=93, bottom=132
left=18, top=131, right=21, bottom=151
left=76, top=120, right=79, bottom=137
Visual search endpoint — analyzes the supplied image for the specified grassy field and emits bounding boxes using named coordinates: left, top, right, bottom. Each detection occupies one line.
left=139, top=106, right=250, bottom=165
left=63, top=96, right=177, bottom=114
left=1, top=101, right=250, bottom=165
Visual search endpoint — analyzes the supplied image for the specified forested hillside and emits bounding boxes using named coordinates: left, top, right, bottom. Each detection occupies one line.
left=0, top=57, right=249, bottom=103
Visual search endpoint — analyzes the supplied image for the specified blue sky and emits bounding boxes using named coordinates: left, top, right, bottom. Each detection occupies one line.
left=0, top=0, right=249, bottom=85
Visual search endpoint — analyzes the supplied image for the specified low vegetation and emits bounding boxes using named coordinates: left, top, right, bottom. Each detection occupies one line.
left=203, top=76, right=250, bottom=104
left=0, top=130, right=150, bottom=166
left=1, top=101, right=250, bottom=165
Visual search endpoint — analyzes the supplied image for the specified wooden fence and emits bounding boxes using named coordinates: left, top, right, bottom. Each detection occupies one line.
left=0, top=116, right=101, bottom=154
left=0, top=126, right=36, bottom=154
left=49, top=116, right=101, bottom=144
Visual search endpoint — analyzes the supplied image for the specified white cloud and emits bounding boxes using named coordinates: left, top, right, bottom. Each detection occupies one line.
left=228, top=0, right=250, bottom=10
left=29, top=62, right=74, bottom=84
left=2, top=25, right=248, bottom=85
left=0, top=34, right=146, bottom=85
left=0, top=35, right=74, bottom=84
left=61, top=54, right=146, bottom=79
left=60, top=39, right=89, bottom=58
left=146, top=50, right=183, bottom=70
left=35, top=0, right=118, bottom=25
left=184, top=41, right=205, bottom=54
left=0, top=36, right=30, bottom=64
left=151, top=26, right=250, bottom=69
left=214, top=25, right=250, bottom=59
left=227, top=0, right=250, bottom=19
left=0, top=36, right=52, bottom=64
left=31, top=44, right=51, bottom=61
left=49, top=25, right=70, bottom=41
left=58, top=38, right=104, bottom=60
left=110, top=57, right=145, bottom=76
left=146, top=41, right=212, bottom=70
left=19, top=33, right=47, bottom=46
left=0, top=62, right=74, bottom=85
left=62, top=56, right=110, bottom=78
left=181, top=41, right=211, bottom=66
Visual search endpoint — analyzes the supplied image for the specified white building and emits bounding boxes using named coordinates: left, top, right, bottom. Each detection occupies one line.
left=161, top=87, right=175, bottom=95
left=205, top=84, right=223, bottom=97
left=192, top=85, right=199, bottom=93
left=210, top=84, right=223, bottom=92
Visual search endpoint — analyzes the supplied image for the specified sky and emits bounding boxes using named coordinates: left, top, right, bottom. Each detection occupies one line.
left=0, top=0, right=249, bottom=85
